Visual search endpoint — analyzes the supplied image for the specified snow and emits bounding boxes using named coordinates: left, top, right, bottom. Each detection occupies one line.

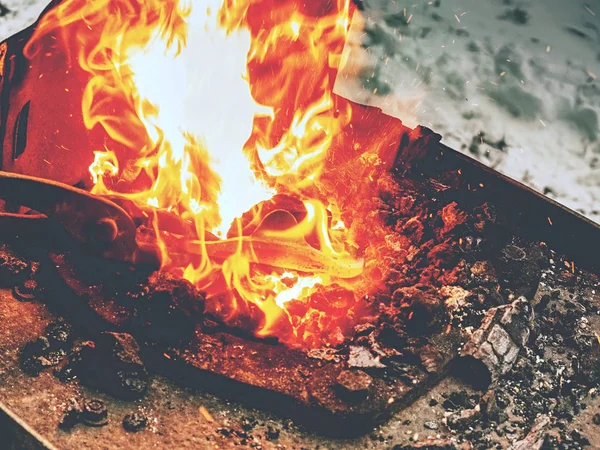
left=1, top=0, right=598, bottom=222
left=0, top=0, right=47, bottom=39
left=337, top=0, right=600, bottom=223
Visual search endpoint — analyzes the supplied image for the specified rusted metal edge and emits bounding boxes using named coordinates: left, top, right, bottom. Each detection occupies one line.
left=439, top=141, right=600, bottom=273
left=0, top=401, right=58, bottom=450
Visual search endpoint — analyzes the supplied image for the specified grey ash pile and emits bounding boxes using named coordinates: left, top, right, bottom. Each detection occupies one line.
left=391, top=261, right=600, bottom=450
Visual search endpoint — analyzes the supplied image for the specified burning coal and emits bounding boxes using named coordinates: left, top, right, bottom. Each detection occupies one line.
left=19, top=0, right=407, bottom=348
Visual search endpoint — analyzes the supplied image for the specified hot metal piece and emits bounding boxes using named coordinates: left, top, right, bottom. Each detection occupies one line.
left=0, top=170, right=364, bottom=275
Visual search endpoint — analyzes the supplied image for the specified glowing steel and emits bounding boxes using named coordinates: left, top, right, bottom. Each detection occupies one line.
left=23, top=0, right=402, bottom=347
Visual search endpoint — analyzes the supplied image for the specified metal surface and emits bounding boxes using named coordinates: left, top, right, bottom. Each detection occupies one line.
left=0, top=283, right=477, bottom=450
left=0, top=402, right=57, bottom=450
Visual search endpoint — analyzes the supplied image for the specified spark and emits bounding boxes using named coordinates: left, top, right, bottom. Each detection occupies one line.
left=455, top=14, right=460, bottom=23
left=199, top=406, right=214, bottom=423
left=584, top=5, right=595, bottom=16
left=540, top=119, right=546, bottom=127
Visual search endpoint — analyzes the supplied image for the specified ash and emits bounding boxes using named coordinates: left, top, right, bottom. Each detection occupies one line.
left=437, top=266, right=600, bottom=449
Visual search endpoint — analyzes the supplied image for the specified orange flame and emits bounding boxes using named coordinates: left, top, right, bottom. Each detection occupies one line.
left=24, top=0, right=405, bottom=348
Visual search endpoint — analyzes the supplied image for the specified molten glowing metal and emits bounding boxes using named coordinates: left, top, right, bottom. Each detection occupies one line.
left=24, top=0, right=401, bottom=347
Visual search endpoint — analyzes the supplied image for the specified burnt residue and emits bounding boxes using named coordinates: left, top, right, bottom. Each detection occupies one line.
left=431, top=286, right=599, bottom=448
left=20, top=323, right=150, bottom=402
left=494, top=238, right=545, bottom=299
left=122, top=412, right=148, bottom=433
left=13, top=278, right=39, bottom=301
left=124, top=274, right=204, bottom=345
left=19, top=321, right=73, bottom=376
left=59, top=332, right=149, bottom=400
left=335, top=370, right=373, bottom=402
left=58, top=398, right=109, bottom=430
left=58, top=398, right=85, bottom=431
left=0, top=244, right=30, bottom=288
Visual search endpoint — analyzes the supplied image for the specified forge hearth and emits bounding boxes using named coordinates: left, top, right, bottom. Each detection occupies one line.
left=1, top=0, right=600, bottom=449
left=2, top=121, right=600, bottom=448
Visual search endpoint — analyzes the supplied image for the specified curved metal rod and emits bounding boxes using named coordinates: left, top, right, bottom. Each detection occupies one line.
left=0, top=171, right=138, bottom=262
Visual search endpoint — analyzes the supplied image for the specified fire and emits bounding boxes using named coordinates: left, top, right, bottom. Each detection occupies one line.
left=23, top=0, right=404, bottom=348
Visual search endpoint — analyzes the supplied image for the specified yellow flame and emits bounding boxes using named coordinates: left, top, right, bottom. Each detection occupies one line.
left=24, top=0, right=375, bottom=347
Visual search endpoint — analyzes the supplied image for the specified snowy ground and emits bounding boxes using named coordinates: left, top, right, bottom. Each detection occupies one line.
left=338, top=0, right=600, bottom=223
left=1, top=0, right=598, bottom=222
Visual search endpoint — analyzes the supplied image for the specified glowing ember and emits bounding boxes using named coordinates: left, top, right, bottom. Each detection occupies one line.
left=23, top=0, right=405, bottom=347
